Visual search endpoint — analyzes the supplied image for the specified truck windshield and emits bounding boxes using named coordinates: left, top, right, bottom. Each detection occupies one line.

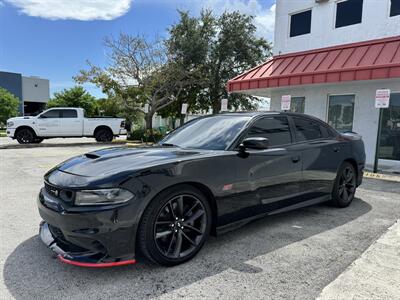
left=160, top=115, right=251, bottom=150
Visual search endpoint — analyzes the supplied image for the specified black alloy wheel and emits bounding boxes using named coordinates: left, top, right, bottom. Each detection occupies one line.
left=331, top=162, right=357, bottom=207
left=16, top=128, right=35, bottom=144
left=138, top=185, right=211, bottom=266
left=95, top=128, right=113, bottom=142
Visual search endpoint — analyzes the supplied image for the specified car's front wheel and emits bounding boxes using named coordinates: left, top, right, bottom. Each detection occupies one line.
left=138, top=185, right=211, bottom=266
left=330, top=161, right=357, bottom=207
left=15, top=128, right=36, bottom=144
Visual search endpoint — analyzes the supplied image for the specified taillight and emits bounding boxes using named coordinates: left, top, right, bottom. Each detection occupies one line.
left=120, top=121, right=125, bottom=128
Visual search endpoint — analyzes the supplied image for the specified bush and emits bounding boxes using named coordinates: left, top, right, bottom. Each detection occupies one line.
left=128, top=128, right=165, bottom=142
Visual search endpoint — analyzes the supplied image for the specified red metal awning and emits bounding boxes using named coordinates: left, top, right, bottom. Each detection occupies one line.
left=227, top=36, right=400, bottom=93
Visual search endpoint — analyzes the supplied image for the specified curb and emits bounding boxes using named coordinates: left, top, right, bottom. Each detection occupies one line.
left=363, top=171, right=400, bottom=183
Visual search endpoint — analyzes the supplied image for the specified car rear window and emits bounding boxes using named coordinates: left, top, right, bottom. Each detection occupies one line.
left=293, top=117, right=324, bottom=141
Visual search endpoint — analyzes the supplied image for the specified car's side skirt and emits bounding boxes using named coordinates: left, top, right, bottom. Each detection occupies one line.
left=216, top=195, right=331, bottom=235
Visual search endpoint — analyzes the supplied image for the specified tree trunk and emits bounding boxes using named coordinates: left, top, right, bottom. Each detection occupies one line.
left=212, top=99, right=220, bottom=114
left=145, top=113, right=153, bottom=130
left=179, top=114, right=185, bottom=126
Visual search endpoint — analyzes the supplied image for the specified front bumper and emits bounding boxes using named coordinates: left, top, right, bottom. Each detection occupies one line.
left=37, top=188, right=138, bottom=267
left=6, top=128, right=15, bottom=138
left=39, top=222, right=136, bottom=267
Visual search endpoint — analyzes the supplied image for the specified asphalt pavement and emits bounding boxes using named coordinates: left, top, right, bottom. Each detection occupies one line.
left=0, top=145, right=399, bottom=300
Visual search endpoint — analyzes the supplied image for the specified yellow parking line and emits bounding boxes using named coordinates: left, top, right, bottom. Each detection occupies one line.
left=364, top=171, right=400, bottom=183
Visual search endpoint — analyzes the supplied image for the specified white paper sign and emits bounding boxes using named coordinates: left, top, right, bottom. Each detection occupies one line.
left=221, top=98, right=228, bottom=112
left=375, top=89, right=391, bottom=108
left=281, top=95, right=291, bottom=111
left=144, top=103, right=149, bottom=113
left=181, top=103, right=188, bottom=114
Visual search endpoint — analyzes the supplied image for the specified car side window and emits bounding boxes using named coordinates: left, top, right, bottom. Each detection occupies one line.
left=40, top=110, right=61, bottom=118
left=245, top=116, right=292, bottom=147
left=292, top=117, right=326, bottom=141
left=61, top=110, right=77, bottom=118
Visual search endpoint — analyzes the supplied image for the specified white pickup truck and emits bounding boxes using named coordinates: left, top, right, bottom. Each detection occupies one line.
left=6, top=107, right=126, bottom=144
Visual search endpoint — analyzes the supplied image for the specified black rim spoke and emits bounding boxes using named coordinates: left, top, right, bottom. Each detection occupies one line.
left=339, top=167, right=355, bottom=202
left=154, top=194, right=207, bottom=259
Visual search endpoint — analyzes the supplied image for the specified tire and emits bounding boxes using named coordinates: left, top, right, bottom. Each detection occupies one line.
left=15, top=128, right=36, bottom=144
left=137, top=185, right=212, bottom=266
left=95, top=128, right=113, bottom=142
left=330, top=161, right=357, bottom=208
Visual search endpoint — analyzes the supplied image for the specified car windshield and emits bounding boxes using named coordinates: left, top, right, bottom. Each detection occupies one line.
left=160, top=115, right=251, bottom=150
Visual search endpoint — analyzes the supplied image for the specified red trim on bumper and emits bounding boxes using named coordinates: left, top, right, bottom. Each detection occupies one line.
left=58, top=255, right=136, bottom=268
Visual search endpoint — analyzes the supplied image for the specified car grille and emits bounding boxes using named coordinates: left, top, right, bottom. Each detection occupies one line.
left=44, top=182, right=74, bottom=203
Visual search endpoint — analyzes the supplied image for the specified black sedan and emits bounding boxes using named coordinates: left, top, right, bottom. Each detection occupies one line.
left=38, top=112, right=365, bottom=267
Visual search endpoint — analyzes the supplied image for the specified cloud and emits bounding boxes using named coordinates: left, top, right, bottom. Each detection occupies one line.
left=201, top=0, right=276, bottom=39
left=4, top=0, right=133, bottom=20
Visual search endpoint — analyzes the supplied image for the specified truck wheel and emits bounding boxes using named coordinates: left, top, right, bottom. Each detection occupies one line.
left=95, top=128, right=113, bottom=142
left=16, top=128, right=36, bottom=144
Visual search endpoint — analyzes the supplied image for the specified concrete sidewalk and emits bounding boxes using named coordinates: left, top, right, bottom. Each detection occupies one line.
left=318, top=220, right=400, bottom=299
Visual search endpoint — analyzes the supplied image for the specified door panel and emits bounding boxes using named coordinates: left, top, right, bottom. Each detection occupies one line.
left=291, top=116, right=343, bottom=197
left=232, top=116, right=303, bottom=218
left=36, top=109, right=61, bottom=136
left=60, top=109, right=82, bottom=136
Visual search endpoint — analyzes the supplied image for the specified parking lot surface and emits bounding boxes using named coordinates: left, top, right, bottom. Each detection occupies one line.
left=1, top=145, right=399, bottom=300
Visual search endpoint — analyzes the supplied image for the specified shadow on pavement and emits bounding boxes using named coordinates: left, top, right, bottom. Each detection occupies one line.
left=3, top=198, right=371, bottom=300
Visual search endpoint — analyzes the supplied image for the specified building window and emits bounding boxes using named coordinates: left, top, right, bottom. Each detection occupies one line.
left=378, top=93, right=400, bottom=161
left=290, top=10, right=312, bottom=37
left=390, top=0, right=400, bottom=17
left=290, top=97, right=305, bottom=113
left=335, top=0, right=363, bottom=28
left=327, top=95, right=355, bottom=132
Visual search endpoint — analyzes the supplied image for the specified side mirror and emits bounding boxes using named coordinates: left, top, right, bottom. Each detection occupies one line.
left=240, top=137, right=270, bottom=151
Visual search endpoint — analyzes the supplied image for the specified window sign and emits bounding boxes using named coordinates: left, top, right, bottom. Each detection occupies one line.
left=221, top=99, right=228, bottom=112
left=181, top=103, right=188, bottom=114
left=281, top=95, right=291, bottom=111
left=375, top=89, right=391, bottom=108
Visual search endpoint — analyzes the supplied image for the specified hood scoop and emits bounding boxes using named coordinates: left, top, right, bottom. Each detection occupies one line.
left=84, top=153, right=101, bottom=159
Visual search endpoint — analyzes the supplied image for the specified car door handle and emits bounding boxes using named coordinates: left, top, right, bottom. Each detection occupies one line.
left=292, top=156, right=301, bottom=163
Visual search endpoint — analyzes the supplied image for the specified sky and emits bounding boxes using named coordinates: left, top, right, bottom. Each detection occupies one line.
left=0, top=0, right=276, bottom=98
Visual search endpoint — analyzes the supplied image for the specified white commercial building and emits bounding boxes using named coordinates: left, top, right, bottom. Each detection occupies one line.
left=228, top=0, right=400, bottom=172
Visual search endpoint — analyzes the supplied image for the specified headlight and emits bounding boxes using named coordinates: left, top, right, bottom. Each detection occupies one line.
left=7, top=121, right=14, bottom=127
left=75, top=188, right=134, bottom=206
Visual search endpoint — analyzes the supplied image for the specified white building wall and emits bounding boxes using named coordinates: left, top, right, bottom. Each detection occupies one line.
left=22, top=76, right=50, bottom=103
left=269, top=79, right=400, bottom=171
left=274, top=0, right=400, bottom=55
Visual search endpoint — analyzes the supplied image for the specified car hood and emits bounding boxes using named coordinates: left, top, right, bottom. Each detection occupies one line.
left=8, top=116, right=35, bottom=122
left=55, top=146, right=214, bottom=178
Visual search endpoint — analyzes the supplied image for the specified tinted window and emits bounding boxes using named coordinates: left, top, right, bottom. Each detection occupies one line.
left=293, top=117, right=323, bottom=141
left=161, top=116, right=251, bottom=150
left=62, top=109, right=77, bottom=118
left=390, top=0, right=400, bottom=17
left=335, top=0, right=363, bottom=28
left=245, top=117, right=292, bottom=146
left=40, top=110, right=61, bottom=118
left=290, top=10, right=312, bottom=37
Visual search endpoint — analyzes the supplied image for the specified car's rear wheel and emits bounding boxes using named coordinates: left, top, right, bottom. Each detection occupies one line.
left=15, top=128, right=36, bottom=144
left=330, top=162, right=357, bottom=207
left=95, top=128, right=113, bottom=142
left=138, top=185, right=211, bottom=266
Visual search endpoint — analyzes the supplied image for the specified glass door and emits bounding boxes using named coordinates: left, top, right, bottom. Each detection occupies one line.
left=378, top=93, right=400, bottom=161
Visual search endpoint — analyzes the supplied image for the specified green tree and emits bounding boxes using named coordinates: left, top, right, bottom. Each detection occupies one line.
left=96, top=97, right=123, bottom=117
left=165, top=10, right=271, bottom=115
left=0, top=87, right=20, bottom=126
left=47, top=86, right=98, bottom=117
left=75, top=34, right=195, bottom=130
